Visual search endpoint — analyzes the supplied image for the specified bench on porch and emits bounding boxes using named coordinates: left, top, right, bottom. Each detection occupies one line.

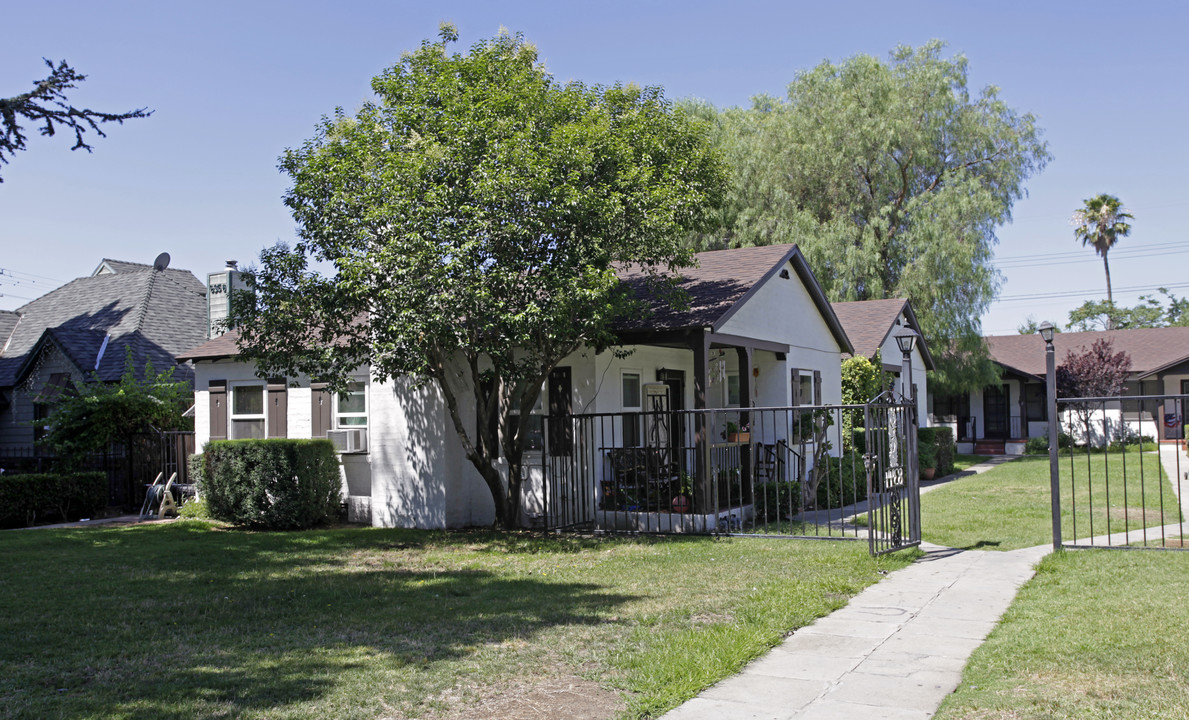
left=601, top=447, right=680, bottom=511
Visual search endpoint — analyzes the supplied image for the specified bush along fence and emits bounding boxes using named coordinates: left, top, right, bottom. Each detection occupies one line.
left=200, top=439, right=342, bottom=530
left=0, top=471, right=107, bottom=528
left=916, top=426, right=955, bottom=479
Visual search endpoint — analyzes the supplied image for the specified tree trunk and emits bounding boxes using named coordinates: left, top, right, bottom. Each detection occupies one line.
left=1103, top=254, right=1114, bottom=330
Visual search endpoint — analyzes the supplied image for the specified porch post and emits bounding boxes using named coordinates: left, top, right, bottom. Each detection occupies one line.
left=735, top=346, right=753, bottom=501
left=691, top=329, right=712, bottom=513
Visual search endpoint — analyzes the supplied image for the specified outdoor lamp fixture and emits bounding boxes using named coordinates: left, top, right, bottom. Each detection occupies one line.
left=1038, top=321, right=1056, bottom=345
left=895, top=330, right=918, bottom=356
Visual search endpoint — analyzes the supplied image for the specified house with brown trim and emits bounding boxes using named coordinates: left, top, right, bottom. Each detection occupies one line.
left=178, top=244, right=856, bottom=529
left=831, top=298, right=935, bottom=425
left=930, top=327, right=1189, bottom=454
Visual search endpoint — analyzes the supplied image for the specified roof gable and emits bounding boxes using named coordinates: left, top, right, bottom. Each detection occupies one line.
left=832, top=298, right=936, bottom=370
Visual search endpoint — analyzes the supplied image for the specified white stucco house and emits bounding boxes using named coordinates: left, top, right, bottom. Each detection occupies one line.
left=831, top=298, right=934, bottom=424
left=930, top=327, right=1189, bottom=454
left=178, top=244, right=855, bottom=529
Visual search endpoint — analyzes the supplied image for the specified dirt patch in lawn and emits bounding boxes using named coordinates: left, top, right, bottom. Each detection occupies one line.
left=434, top=675, right=624, bottom=720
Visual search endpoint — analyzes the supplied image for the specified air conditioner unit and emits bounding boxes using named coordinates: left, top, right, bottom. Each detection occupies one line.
left=327, top=428, right=368, bottom=454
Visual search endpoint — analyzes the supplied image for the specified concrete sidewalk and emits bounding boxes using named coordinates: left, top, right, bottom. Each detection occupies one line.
left=662, top=542, right=1050, bottom=720
left=664, top=456, right=1048, bottom=719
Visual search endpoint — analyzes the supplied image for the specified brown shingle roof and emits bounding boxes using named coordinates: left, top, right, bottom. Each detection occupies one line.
left=180, top=244, right=856, bottom=361
left=986, top=327, right=1189, bottom=379
left=831, top=299, right=936, bottom=371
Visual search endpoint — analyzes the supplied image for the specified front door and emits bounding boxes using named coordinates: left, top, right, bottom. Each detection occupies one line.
left=657, top=369, right=686, bottom=471
left=984, top=385, right=1009, bottom=439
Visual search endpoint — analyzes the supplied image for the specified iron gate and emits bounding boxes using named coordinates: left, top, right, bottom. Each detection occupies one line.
left=1048, top=393, right=1188, bottom=550
left=543, top=397, right=920, bottom=555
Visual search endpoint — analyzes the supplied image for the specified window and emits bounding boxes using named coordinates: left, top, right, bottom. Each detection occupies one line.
left=1024, top=384, right=1047, bottom=422
left=727, top=373, right=740, bottom=406
left=335, top=381, right=368, bottom=428
left=511, top=383, right=545, bottom=453
left=1121, top=380, right=1157, bottom=420
left=231, top=384, right=266, bottom=438
left=622, top=371, right=641, bottom=446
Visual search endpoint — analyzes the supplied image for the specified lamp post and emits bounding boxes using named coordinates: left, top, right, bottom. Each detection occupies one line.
left=1039, top=321, right=1061, bottom=551
left=895, top=330, right=920, bottom=544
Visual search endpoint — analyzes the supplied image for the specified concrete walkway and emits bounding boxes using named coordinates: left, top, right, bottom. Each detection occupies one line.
left=664, top=457, right=1050, bottom=720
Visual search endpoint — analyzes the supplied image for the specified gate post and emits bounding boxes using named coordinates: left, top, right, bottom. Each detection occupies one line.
left=1041, top=323, right=1061, bottom=551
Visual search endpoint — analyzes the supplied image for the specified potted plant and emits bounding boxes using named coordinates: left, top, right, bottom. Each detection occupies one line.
left=918, top=441, right=937, bottom=481
left=726, top=421, right=750, bottom=444
left=671, top=472, right=693, bottom=513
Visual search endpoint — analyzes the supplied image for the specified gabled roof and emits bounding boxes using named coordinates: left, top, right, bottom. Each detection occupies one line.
left=985, top=326, right=1189, bottom=381
left=0, top=261, right=208, bottom=387
left=616, top=244, right=853, bottom=353
left=832, top=298, right=936, bottom=371
left=181, top=244, right=856, bottom=362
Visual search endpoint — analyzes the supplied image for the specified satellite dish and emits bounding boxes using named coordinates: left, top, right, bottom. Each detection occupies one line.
left=153, top=252, right=171, bottom=272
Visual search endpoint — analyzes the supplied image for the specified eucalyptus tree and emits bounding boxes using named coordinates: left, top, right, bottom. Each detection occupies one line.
left=1072, top=193, right=1133, bottom=328
left=234, top=26, right=726, bottom=528
left=686, top=41, right=1050, bottom=394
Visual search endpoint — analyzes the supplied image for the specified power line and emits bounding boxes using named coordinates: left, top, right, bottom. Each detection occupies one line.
left=0, top=267, right=66, bottom=283
left=995, top=240, right=1189, bottom=265
left=996, top=281, right=1189, bottom=303
left=997, top=248, right=1189, bottom=270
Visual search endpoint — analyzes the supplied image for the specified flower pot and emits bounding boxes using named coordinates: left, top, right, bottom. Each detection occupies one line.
left=671, top=495, right=691, bottom=514
left=727, top=432, right=750, bottom=444
left=921, top=467, right=936, bottom=481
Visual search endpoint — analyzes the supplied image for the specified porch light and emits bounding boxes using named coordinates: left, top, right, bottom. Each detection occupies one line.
left=1038, top=321, right=1055, bottom=345
left=895, top=330, right=918, bottom=356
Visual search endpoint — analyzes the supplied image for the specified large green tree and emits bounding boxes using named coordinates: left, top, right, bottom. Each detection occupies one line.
left=234, top=26, right=726, bottom=528
left=686, top=41, right=1050, bottom=393
left=1071, top=193, right=1133, bottom=328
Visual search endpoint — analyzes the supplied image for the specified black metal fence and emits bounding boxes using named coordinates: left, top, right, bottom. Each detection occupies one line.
left=1051, top=394, right=1187, bottom=550
left=0, top=431, right=195, bottom=510
left=543, top=399, right=920, bottom=554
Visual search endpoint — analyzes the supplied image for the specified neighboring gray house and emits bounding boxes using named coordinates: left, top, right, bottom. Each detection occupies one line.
left=0, top=258, right=209, bottom=452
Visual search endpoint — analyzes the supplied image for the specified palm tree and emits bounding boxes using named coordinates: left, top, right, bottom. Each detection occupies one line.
left=1071, top=193, right=1133, bottom=329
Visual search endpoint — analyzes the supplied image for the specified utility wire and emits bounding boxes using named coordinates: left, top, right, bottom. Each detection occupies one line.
left=997, top=281, right=1189, bottom=303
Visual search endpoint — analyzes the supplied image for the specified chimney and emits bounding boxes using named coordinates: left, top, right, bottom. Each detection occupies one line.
left=207, top=263, right=245, bottom=339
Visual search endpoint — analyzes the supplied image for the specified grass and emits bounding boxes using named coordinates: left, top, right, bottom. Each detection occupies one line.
left=935, top=550, right=1189, bottom=720
left=919, top=451, right=1179, bottom=550
left=951, top=454, right=989, bottom=472
left=0, top=522, right=913, bottom=719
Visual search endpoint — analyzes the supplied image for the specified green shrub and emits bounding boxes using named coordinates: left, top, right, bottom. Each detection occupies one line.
left=851, top=428, right=866, bottom=454
left=1024, top=436, right=1049, bottom=455
left=755, top=480, right=800, bottom=522
left=917, top=441, right=937, bottom=473
left=178, top=496, right=211, bottom=520
left=187, top=452, right=205, bottom=487
left=932, top=427, right=955, bottom=476
left=0, top=471, right=107, bottom=528
left=202, top=439, right=342, bottom=530
left=814, top=452, right=867, bottom=509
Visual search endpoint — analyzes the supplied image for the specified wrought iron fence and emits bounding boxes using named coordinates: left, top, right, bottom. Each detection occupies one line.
left=1051, top=394, right=1187, bottom=550
left=543, top=400, right=920, bottom=554
left=0, top=431, right=195, bottom=510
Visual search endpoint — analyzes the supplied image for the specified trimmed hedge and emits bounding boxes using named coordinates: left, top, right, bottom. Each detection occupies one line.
left=201, top=439, right=342, bottom=530
left=815, top=451, right=867, bottom=509
left=0, top=472, right=107, bottom=528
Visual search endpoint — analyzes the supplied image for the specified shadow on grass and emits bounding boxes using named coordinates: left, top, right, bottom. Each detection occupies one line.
left=0, top=523, right=640, bottom=719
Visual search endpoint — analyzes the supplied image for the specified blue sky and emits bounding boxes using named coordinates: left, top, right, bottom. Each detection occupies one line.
left=2, top=1, right=1186, bottom=336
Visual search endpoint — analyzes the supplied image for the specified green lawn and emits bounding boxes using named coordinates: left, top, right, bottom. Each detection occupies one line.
left=951, top=453, right=989, bottom=472
left=0, top=522, right=911, bottom=720
left=936, top=550, right=1189, bottom=720
left=920, top=452, right=1179, bottom=550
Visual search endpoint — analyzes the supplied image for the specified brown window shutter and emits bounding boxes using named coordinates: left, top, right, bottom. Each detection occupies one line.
left=267, top=378, right=288, bottom=438
left=208, top=380, right=227, bottom=441
left=311, top=382, right=331, bottom=438
left=789, top=368, right=802, bottom=406
left=813, top=370, right=822, bottom=405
